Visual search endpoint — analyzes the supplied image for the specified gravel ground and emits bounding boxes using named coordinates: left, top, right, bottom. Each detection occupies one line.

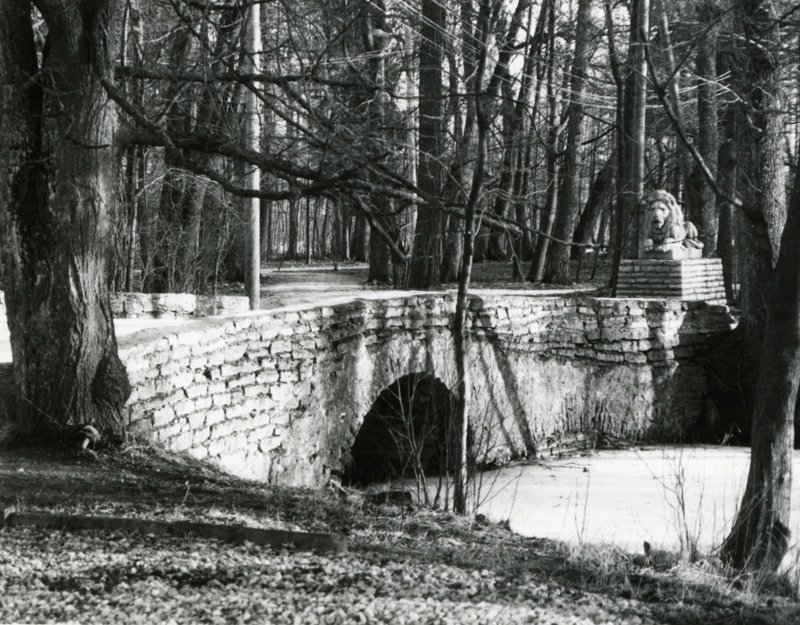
left=2, top=511, right=798, bottom=624
left=1, top=442, right=798, bottom=625
left=0, top=523, right=677, bottom=625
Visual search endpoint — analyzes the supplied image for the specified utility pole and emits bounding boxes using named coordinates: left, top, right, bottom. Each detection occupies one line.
left=245, top=0, right=261, bottom=310
left=405, top=22, right=417, bottom=257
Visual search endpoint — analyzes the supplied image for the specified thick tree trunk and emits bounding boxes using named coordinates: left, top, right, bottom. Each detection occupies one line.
left=695, top=0, right=720, bottom=255
left=731, top=0, right=786, bottom=368
left=440, top=216, right=463, bottom=284
left=409, top=0, right=447, bottom=288
left=721, top=0, right=792, bottom=575
left=351, top=211, right=368, bottom=262
left=0, top=0, right=131, bottom=432
left=621, top=0, right=649, bottom=257
left=722, top=140, right=800, bottom=574
left=367, top=198, right=392, bottom=284
left=365, top=3, right=393, bottom=285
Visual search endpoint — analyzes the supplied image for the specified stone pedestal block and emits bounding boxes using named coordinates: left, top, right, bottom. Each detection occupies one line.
left=616, top=259, right=726, bottom=305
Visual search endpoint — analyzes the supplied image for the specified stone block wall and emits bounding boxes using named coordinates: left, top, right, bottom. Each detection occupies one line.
left=110, top=293, right=249, bottom=319
left=115, top=293, right=736, bottom=487
left=0, top=291, right=248, bottom=320
left=616, top=259, right=726, bottom=304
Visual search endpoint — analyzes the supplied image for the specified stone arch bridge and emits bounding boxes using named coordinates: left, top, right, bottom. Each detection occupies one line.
left=112, top=292, right=735, bottom=487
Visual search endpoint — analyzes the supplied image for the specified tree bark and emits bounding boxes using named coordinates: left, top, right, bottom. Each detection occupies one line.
left=365, top=2, right=393, bottom=285
left=721, top=0, right=792, bottom=574
left=731, top=0, right=786, bottom=368
left=0, top=0, right=131, bottom=431
left=722, top=129, right=800, bottom=574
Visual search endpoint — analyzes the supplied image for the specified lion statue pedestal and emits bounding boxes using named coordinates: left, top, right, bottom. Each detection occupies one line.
left=616, top=191, right=726, bottom=305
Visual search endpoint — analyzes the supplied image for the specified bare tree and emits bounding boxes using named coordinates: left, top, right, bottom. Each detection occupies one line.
left=541, top=0, right=593, bottom=285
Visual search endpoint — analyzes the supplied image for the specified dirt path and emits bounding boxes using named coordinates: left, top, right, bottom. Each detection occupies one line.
left=260, top=263, right=372, bottom=309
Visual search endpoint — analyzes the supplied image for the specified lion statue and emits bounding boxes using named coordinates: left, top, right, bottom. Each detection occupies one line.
left=642, top=190, right=703, bottom=257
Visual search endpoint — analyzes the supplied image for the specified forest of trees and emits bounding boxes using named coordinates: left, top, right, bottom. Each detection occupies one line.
left=1, top=0, right=799, bottom=573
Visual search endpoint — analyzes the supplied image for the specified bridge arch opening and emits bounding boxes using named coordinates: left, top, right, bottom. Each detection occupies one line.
left=344, top=373, right=457, bottom=486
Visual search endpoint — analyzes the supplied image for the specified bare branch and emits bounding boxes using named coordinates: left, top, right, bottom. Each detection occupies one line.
left=642, top=31, right=745, bottom=212
left=114, top=64, right=363, bottom=89
left=350, top=194, right=410, bottom=263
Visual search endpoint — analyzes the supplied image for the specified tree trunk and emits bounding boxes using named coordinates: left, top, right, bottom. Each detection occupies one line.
left=409, top=0, right=447, bottom=288
left=527, top=1, right=559, bottom=283
left=440, top=21, right=475, bottom=284
left=731, top=0, right=786, bottom=369
left=0, top=0, right=131, bottom=431
left=621, top=0, right=649, bottom=258
left=721, top=0, right=791, bottom=575
left=722, top=132, right=800, bottom=574
left=483, top=0, right=532, bottom=262
left=574, top=160, right=613, bottom=279
left=287, top=199, right=299, bottom=260
left=604, top=0, right=626, bottom=292
left=367, top=196, right=392, bottom=284
left=453, top=0, right=490, bottom=515
left=541, top=0, right=592, bottom=285
left=695, top=0, right=720, bottom=256
left=122, top=0, right=145, bottom=293
left=717, top=89, right=738, bottom=303
left=440, top=216, right=463, bottom=284
left=351, top=211, right=368, bottom=262
left=305, top=197, right=312, bottom=265
left=365, top=3, right=393, bottom=285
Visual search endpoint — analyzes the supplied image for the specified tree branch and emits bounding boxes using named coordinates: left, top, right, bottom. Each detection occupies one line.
left=642, top=31, right=745, bottom=212
left=114, top=64, right=363, bottom=89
